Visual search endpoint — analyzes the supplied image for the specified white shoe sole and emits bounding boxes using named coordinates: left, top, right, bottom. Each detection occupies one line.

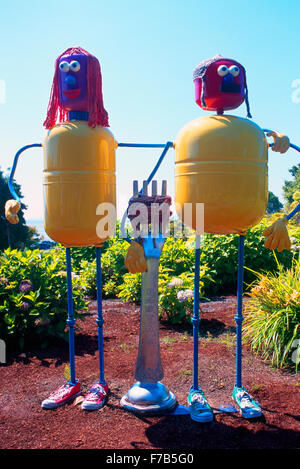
left=232, top=396, right=262, bottom=419
left=41, top=391, right=81, bottom=409
left=81, top=400, right=106, bottom=411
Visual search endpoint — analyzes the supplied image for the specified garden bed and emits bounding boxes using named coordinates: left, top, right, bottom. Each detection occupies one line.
left=0, top=296, right=299, bottom=450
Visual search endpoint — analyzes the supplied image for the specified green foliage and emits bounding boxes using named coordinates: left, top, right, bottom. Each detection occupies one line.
left=116, top=237, right=212, bottom=325
left=101, top=239, right=129, bottom=296
left=0, top=168, right=40, bottom=250
left=0, top=248, right=87, bottom=349
left=202, top=221, right=296, bottom=295
left=78, top=238, right=129, bottom=299
left=70, top=246, right=96, bottom=271
left=158, top=272, right=199, bottom=325
left=118, top=272, right=142, bottom=304
left=266, top=191, right=283, bottom=214
left=243, top=254, right=300, bottom=371
left=282, top=163, right=300, bottom=205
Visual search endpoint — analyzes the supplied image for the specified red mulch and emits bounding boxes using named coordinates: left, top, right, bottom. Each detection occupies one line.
left=0, top=296, right=299, bottom=450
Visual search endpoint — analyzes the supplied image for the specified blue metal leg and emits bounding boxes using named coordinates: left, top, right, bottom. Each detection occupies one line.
left=96, top=247, right=105, bottom=385
left=192, top=235, right=201, bottom=391
left=235, top=235, right=245, bottom=388
left=65, top=248, right=76, bottom=385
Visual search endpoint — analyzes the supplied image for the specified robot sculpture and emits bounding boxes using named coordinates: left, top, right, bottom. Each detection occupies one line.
left=4, top=46, right=173, bottom=413
left=5, top=50, right=299, bottom=422
left=123, top=55, right=297, bottom=423
left=174, top=55, right=298, bottom=422
left=5, top=47, right=116, bottom=410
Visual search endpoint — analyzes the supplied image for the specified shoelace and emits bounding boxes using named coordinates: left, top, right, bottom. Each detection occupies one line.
left=86, top=385, right=106, bottom=401
left=237, top=391, right=253, bottom=408
left=191, top=394, right=208, bottom=409
left=49, top=384, right=71, bottom=399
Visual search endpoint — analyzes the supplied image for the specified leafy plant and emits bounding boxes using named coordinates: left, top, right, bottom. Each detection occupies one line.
left=118, top=272, right=142, bottom=304
left=158, top=272, right=198, bottom=325
left=202, top=222, right=296, bottom=295
left=0, top=248, right=87, bottom=349
left=243, top=253, right=300, bottom=371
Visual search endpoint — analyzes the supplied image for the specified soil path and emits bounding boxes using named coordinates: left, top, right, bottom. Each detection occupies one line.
left=0, top=297, right=299, bottom=449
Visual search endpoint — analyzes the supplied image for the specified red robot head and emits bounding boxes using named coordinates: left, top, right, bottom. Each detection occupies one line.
left=193, top=55, right=252, bottom=117
left=43, top=46, right=109, bottom=129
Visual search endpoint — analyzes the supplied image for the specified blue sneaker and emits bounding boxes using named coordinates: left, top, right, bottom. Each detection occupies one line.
left=188, top=388, right=214, bottom=423
left=232, top=385, right=262, bottom=419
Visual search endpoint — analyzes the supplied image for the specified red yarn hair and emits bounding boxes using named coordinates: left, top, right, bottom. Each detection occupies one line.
left=43, top=47, right=109, bottom=129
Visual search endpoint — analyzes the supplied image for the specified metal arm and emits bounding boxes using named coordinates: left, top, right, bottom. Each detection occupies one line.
left=8, top=143, right=42, bottom=202
left=263, top=129, right=300, bottom=222
left=118, top=141, right=174, bottom=242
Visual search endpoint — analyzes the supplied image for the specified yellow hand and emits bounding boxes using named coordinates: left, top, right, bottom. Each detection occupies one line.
left=124, top=241, right=147, bottom=273
left=5, top=199, right=21, bottom=225
left=262, top=217, right=291, bottom=252
left=267, top=131, right=290, bottom=154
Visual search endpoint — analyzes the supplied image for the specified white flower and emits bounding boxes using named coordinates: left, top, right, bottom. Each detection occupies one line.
left=177, top=289, right=194, bottom=302
left=177, top=290, right=185, bottom=302
left=183, top=289, right=194, bottom=299
left=168, top=278, right=184, bottom=288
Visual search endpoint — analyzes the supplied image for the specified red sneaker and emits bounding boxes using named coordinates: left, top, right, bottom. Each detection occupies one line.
left=41, top=381, right=81, bottom=409
left=81, top=382, right=109, bottom=411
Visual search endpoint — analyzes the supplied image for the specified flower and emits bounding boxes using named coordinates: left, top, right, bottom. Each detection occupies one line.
left=177, top=290, right=185, bottom=302
left=183, top=289, right=194, bottom=299
left=167, top=278, right=183, bottom=288
left=21, top=302, right=30, bottom=312
left=290, top=290, right=300, bottom=303
left=0, top=278, right=8, bottom=287
left=19, top=279, right=34, bottom=293
left=177, top=289, right=194, bottom=302
left=57, top=271, right=67, bottom=278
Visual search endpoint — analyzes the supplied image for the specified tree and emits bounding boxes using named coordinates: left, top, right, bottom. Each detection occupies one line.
left=266, top=191, right=283, bottom=214
left=0, top=168, right=40, bottom=250
left=282, top=164, right=300, bottom=205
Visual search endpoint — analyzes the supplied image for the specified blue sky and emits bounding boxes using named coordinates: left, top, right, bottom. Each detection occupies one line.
left=0, top=0, right=300, bottom=221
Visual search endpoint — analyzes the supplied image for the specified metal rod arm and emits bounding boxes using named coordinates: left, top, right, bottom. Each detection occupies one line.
left=8, top=143, right=42, bottom=202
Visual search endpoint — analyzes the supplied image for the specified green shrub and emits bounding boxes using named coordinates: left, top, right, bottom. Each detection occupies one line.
left=79, top=238, right=129, bottom=299
left=243, top=253, right=300, bottom=371
left=101, top=239, right=129, bottom=296
left=158, top=272, right=200, bottom=325
left=202, top=221, right=297, bottom=295
left=0, top=248, right=87, bottom=349
left=79, top=260, right=97, bottom=298
left=118, top=272, right=142, bottom=304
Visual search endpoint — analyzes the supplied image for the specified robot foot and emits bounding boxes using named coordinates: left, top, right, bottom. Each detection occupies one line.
left=188, top=387, right=214, bottom=423
left=81, top=381, right=109, bottom=411
left=232, top=385, right=262, bottom=419
left=41, top=380, right=81, bottom=409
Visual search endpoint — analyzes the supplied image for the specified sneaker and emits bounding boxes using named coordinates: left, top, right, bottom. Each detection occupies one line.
left=232, top=385, right=262, bottom=419
left=188, top=387, right=214, bottom=423
left=81, top=382, right=109, bottom=411
left=41, top=381, right=81, bottom=409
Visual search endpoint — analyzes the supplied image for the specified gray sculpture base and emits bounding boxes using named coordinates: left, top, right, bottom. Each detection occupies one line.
left=121, top=381, right=177, bottom=415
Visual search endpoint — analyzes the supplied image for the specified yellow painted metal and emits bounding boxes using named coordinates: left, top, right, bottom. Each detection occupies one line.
left=175, top=115, right=268, bottom=235
left=43, top=121, right=116, bottom=247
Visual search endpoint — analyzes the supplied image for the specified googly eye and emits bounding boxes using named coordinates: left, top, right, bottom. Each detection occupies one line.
left=229, top=65, right=240, bottom=77
left=217, top=65, right=229, bottom=77
left=70, top=61, right=81, bottom=72
left=59, top=61, right=70, bottom=72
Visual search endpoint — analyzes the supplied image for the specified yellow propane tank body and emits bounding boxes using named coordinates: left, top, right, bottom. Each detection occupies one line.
left=43, top=121, right=116, bottom=247
left=175, top=115, right=268, bottom=235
